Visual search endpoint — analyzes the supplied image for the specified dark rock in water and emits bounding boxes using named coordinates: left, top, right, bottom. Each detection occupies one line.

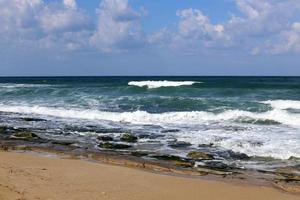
left=131, top=151, right=149, bottom=157
left=10, top=131, right=39, bottom=140
left=138, top=134, right=151, bottom=139
left=152, top=154, right=185, bottom=161
left=51, top=140, right=76, bottom=146
left=227, top=150, right=250, bottom=160
left=99, top=142, right=131, bottom=149
left=169, top=141, right=192, bottom=149
left=161, top=129, right=180, bottom=133
left=187, top=151, right=214, bottom=160
left=120, top=133, right=138, bottom=143
left=95, top=128, right=124, bottom=134
left=97, top=135, right=114, bottom=141
left=152, top=154, right=194, bottom=168
left=198, top=143, right=214, bottom=148
left=203, top=161, right=235, bottom=171
left=0, top=126, right=14, bottom=134
left=22, top=117, right=47, bottom=122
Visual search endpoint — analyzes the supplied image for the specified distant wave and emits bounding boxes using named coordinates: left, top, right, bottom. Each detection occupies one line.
left=128, top=81, right=200, bottom=89
left=0, top=83, right=49, bottom=88
left=262, top=100, right=300, bottom=110
left=0, top=105, right=299, bottom=127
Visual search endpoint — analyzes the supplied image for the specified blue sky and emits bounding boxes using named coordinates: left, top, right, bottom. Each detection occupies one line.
left=1, top=0, right=300, bottom=76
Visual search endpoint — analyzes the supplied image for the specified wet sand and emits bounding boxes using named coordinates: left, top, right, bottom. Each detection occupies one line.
left=0, top=151, right=299, bottom=200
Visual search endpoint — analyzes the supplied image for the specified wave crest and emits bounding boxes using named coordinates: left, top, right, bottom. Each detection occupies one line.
left=128, top=80, right=200, bottom=88
left=262, top=100, right=300, bottom=110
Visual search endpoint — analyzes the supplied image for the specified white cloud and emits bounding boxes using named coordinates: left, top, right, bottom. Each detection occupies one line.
left=150, top=0, right=300, bottom=55
left=176, top=9, right=224, bottom=40
left=265, top=22, right=300, bottom=54
left=1, top=0, right=300, bottom=56
left=90, top=0, right=144, bottom=52
left=39, top=6, right=89, bottom=33
left=63, top=0, right=76, bottom=9
left=0, top=0, right=91, bottom=50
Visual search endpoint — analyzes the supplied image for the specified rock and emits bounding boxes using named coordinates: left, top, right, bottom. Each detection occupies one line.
left=120, top=133, right=138, bottom=143
left=99, top=142, right=131, bottom=149
left=203, top=161, right=235, bottom=171
left=198, top=143, right=214, bottom=148
left=152, top=154, right=194, bottom=168
left=196, top=167, right=233, bottom=176
left=187, top=151, right=214, bottom=160
left=169, top=141, right=191, bottom=148
left=275, top=167, right=300, bottom=182
left=10, top=131, right=39, bottom=140
left=227, top=150, right=250, bottom=160
left=22, top=117, right=47, bottom=122
left=152, top=154, right=184, bottom=161
left=131, top=151, right=149, bottom=157
left=97, top=135, right=114, bottom=141
left=161, top=129, right=180, bottom=133
left=0, top=126, right=13, bottom=134
left=51, top=140, right=76, bottom=146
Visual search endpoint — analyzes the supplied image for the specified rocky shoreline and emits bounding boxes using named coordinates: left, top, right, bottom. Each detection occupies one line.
left=0, top=123, right=299, bottom=194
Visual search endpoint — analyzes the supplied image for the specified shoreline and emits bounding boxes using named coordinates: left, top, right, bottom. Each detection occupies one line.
left=0, top=140, right=299, bottom=199
left=0, top=150, right=299, bottom=200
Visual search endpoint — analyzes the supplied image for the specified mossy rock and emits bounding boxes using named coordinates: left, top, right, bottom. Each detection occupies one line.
left=10, top=131, right=39, bottom=140
left=97, top=135, right=114, bottom=141
left=120, top=133, right=138, bottom=143
left=187, top=151, right=214, bottom=160
left=99, top=142, right=131, bottom=149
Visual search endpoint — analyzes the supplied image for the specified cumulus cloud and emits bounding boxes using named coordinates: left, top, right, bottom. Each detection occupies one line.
left=265, top=22, right=300, bottom=54
left=150, top=0, right=300, bottom=55
left=90, top=0, right=144, bottom=52
left=1, top=0, right=300, bottom=55
left=176, top=9, right=224, bottom=40
left=39, top=5, right=89, bottom=33
left=0, top=0, right=91, bottom=50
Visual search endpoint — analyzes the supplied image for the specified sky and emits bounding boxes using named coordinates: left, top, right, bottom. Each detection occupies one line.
left=1, top=0, right=300, bottom=76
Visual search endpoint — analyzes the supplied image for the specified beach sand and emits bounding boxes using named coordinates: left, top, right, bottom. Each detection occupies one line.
left=0, top=151, right=299, bottom=200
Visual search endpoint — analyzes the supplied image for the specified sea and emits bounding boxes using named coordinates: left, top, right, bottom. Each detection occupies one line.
left=0, top=76, right=299, bottom=171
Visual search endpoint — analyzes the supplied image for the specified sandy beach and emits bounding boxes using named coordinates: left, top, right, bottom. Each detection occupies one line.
left=0, top=151, right=299, bottom=200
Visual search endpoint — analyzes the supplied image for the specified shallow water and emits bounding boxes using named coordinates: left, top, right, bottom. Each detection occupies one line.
left=0, top=77, right=299, bottom=170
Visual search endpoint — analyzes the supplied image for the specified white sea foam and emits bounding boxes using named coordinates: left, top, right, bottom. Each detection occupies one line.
left=173, top=128, right=300, bottom=160
left=1, top=105, right=299, bottom=160
left=128, top=80, right=200, bottom=88
left=262, top=100, right=300, bottom=110
left=0, top=105, right=299, bottom=126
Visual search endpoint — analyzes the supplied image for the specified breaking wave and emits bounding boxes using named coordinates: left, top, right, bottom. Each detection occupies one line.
left=128, top=81, right=200, bottom=89
left=262, top=100, right=300, bottom=110
left=0, top=105, right=299, bottom=127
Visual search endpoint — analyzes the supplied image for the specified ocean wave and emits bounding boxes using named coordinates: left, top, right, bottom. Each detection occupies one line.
left=0, top=83, right=50, bottom=88
left=0, top=105, right=299, bottom=127
left=262, top=100, right=300, bottom=110
left=128, top=80, right=200, bottom=88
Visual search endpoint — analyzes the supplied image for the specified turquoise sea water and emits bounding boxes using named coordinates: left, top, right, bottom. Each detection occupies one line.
left=0, top=77, right=299, bottom=170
